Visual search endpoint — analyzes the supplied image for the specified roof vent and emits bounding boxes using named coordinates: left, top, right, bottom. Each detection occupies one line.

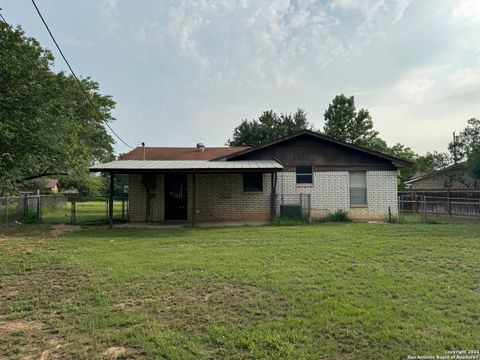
left=196, top=143, right=205, bottom=152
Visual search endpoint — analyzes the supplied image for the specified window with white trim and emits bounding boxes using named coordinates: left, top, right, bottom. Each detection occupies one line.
left=349, top=171, right=367, bottom=205
left=296, top=165, right=313, bottom=184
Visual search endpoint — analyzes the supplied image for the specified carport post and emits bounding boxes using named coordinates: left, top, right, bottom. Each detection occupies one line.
left=108, top=172, right=114, bottom=228
left=192, top=172, right=196, bottom=228
left=271, top=172, right=276, bottom=220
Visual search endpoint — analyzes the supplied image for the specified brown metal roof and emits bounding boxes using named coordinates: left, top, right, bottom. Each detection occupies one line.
left=121, top=146, right=249, bottom=161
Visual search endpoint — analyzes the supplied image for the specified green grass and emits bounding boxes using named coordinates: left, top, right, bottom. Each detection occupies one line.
left=1, top=223, right=480, bottom=358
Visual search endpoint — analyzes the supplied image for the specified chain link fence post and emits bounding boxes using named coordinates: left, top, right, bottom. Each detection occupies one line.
left=5, top=197, right=9, bottom=227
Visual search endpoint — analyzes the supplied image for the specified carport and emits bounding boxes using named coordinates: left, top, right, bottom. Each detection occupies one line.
left=89, top=160, right=283, bottom=227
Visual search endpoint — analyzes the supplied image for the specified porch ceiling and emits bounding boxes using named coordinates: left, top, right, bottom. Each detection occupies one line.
left=89, top=160, right=283, bottom=173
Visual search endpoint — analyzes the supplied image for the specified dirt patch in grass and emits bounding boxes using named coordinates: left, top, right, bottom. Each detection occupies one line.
left=103, top=346, right=126, bottom=359
left=50, top=224, right=82, bottom=237
left=0, top=320, right=44, bottom=332
left=38, top=340, right=64, bottom=360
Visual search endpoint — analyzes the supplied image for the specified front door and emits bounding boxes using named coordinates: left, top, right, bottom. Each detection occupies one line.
left=165, top=174, right=188, bottom=220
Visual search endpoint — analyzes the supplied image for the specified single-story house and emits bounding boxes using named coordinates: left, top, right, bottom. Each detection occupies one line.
left=23, top=178, right=60, bottom=194
left=46, top=179, right=60, bottom=193
left=405, top=163, right=478, bottom=190
left=90, top=130, right=411, bottom=225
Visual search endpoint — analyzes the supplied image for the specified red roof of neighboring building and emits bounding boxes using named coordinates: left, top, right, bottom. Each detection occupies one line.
left=121, top=147, right=249, bottom=161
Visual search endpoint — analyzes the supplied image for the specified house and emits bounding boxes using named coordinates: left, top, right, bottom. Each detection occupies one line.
left=405, top=163, right=478, bottom=190
left=23, top=178, right=60, bottom=194
left=90, top=130, right=411, bottom=225
left=46, top=179, right=60, bottom=193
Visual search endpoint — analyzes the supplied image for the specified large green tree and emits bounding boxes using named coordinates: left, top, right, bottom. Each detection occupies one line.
left=448, top=118, right=480, bottom=162
left=323, top=94, right=379, bottom=146
left=0, top=22, right=115, bottom=195
left=467, top=147, right=480, bottom=185
left=227, top=109, right=312, bottom=146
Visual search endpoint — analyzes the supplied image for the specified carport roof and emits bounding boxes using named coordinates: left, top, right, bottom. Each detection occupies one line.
left=89, top=160, right=283, bottom=173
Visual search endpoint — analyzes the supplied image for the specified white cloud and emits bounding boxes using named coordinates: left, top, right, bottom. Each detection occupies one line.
left=142, top=0, right=412, bottom=88
left=450, top=66, right=480, bottom=87
left=135, top=21, right=164, bottom=44
left=395, top=77, right=435, bottom=101
left=99, top=0, right=121, bottom=32
left=452, top=0, right=480, bottom=24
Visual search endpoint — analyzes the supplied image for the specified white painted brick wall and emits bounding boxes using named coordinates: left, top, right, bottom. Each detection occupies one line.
left=277, top=170, right=398, bottom=219
left=128, top=170, right=398, bottom=222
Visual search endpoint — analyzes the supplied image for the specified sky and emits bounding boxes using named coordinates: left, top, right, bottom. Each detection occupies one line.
left=2, top=0, right=480, bottom=155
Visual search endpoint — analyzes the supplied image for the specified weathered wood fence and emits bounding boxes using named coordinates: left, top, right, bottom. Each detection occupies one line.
left=399, top=190, right=480, bottom=218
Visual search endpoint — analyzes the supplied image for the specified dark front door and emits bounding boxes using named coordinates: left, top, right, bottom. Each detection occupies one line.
left=165, top=174, right=188, bottom=220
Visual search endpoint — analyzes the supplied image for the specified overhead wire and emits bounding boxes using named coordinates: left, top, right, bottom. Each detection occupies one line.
left=26, top=0, right=134, bottom=149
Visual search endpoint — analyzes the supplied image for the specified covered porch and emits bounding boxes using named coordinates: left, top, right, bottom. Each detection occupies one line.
left=89, top=160, right=283, bottom=227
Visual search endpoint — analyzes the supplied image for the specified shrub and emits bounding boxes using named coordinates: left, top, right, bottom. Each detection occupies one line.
left=21, top=211, right=39, bottom=224
left=321, top=209, right=351, bottom=222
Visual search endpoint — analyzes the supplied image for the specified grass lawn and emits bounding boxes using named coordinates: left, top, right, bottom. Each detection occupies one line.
left=1, top=223, right=480, bottom=359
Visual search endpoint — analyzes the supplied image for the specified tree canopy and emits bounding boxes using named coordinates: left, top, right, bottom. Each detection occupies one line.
left=448, top=118, right=480, bottom=162
left=323, top=94, right=379, bottom=146
left=227, top=109, right=312, bottom=146
left=0, top=22, right=116, bottom=195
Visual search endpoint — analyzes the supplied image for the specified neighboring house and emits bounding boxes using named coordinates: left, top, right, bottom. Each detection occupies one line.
left=405, top=163, right=478, bottom=190
left=23, top=178, right=60, bottom=194
left=46, top=179, right=59, bottom=193
left=90, top=130, right=411, bottom=224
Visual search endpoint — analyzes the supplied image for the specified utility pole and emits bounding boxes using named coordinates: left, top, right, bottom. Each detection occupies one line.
left=453, top=132, right=457, bottom=165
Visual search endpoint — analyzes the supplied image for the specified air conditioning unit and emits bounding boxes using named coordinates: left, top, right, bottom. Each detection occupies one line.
left=280, top=204, right=302, bottom=220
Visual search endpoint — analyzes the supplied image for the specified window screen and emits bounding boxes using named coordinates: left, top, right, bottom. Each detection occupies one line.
left=243, top=173, right=263, bottom=192
left=296, top=165, right=313, bottom=184
left=349, top=171, right=367, bottom=205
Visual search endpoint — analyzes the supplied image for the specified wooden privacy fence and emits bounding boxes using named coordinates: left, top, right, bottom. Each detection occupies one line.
left=399, top=190, right=480, bottom=218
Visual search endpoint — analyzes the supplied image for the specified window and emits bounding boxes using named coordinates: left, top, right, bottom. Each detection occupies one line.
left=243, top=172, right=263, bottom=192
left=296, top=165, right=313, bottom=184
left=349, top=171, right=367, bottom=205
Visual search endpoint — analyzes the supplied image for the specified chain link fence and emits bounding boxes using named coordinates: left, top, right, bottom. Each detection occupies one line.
left=0, top=195, right=127, bottom=227
left=274, top=194, right=312, bottom=221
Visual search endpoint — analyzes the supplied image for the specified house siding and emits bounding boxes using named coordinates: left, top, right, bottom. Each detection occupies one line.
left=127, top=170, right=397, bottom=222
left=276, top=170, right=398, bottom=219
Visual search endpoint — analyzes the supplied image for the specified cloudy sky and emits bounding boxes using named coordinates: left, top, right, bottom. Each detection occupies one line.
left=3, top=0, right=480, bottom=154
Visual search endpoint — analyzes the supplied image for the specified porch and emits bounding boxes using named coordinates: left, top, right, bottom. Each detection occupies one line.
left=89, top=160, right=283, bottom=227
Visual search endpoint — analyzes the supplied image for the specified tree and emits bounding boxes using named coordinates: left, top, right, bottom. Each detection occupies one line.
left=468, top=147, right=480, bottom=184
left=227, top=109, right=312, bottom=146
left=60, top=174, right=106, bottom=198
left=414, top=151, right=452, bottom=173
left=448, top=118, right=480, bottom=162
left=323, top=94, right=379, bottom=146
left=0, top=22, right=115, bottom=195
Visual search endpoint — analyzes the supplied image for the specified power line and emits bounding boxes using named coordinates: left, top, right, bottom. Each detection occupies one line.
left=28, top=0, right=134, bottom=149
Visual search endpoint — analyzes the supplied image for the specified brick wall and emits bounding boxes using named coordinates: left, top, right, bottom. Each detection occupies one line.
left=128, top=170, right=398, bottom=222
left=276, top=170, right=398, bottom=220
left=128, top=173, right=272, bottom=222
